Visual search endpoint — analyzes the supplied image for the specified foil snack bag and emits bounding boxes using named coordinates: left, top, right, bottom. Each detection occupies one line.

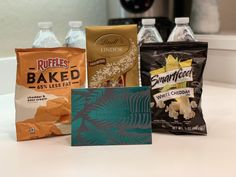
left=86, top=25, right=139, bottom=87
left=15, top=47, right=85, bottom=141
left=141, top=42, right=208, bottom=135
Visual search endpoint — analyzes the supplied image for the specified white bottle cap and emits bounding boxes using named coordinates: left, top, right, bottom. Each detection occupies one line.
left=142, top=18, right=156, bottom=25
left=69, top=21, right=82, bottom=28
left=175, top=17, right=189, bottom=24
left=38, top=21, right=53, bottom=28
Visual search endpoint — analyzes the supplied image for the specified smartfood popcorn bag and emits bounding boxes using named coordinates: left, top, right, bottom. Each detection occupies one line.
left=15, top=47, right=85, bottom=141
left=141, top=42, right=208, bottom=135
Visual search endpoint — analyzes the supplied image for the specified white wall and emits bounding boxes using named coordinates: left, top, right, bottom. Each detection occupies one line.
left=0, top=0, right=108, bottom=57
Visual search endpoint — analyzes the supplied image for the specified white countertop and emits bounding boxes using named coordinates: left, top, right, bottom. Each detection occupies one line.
left=1, top=82, right=236, bottom=177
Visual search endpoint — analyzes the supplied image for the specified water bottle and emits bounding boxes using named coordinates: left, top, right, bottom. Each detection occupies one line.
left=32, top=22, right=61, bottom=48
left=64, top=21, right=86, bottom=48
left=138, top=19, right=163, bottom=86
left=65, top=21, right=86, bottom=87
left=167, top=17, right=196, bottom=42
left=138, top=18, right=163, bottom=45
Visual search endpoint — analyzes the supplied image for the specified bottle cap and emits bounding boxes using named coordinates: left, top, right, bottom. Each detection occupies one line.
left=175, top=17, right=189, bottom=24
left=38, top=22, right=53, bottom=28
left=142, top=19, right=156, bottom=25
left=69, top=21, right=82, bottom=28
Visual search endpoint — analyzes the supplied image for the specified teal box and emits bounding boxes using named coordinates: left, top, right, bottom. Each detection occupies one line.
left=71, top=86, right=152, bottom=146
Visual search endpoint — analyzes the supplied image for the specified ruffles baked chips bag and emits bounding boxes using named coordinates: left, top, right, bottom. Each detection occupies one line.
left=15, top=48, right=85, bottom=141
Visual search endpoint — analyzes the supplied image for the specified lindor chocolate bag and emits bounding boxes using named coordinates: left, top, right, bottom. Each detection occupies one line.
left=86, top=25, right=139, bottom=87
left=141, top=42, right=208, bottom=135
left=15, top=47, right=85, bottom=141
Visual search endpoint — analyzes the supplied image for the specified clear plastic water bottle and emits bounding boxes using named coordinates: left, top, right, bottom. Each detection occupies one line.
left=138, top=19, right=163, bottom=86
left=64, top=21, right=86, bottom=49
left=138, top=18, right=163, bottom=45
left=138, top=18, right=163, bottom=86
left=65, top=21, right=86, bottom=87
left=32, top=22, right=61, bottom=48
left=167, top=17, right=196, bottom=42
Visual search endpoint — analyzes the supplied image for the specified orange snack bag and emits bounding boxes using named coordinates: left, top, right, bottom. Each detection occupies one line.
left=15, top=47, right=85, bottom=141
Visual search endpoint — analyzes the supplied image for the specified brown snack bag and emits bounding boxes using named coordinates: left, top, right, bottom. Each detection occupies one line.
left=15, top=47, right=85, bottom=141
left=86, top=25, right=139, bottom=87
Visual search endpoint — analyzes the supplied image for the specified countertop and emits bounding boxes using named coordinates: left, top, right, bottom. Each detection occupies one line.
left=0, top=82, right=236, bottom=177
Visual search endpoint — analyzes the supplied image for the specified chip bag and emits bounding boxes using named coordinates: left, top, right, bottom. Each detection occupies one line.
left=141, top=42, right=208, bottom=135
left=15, top=47, right=85, bottom=141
